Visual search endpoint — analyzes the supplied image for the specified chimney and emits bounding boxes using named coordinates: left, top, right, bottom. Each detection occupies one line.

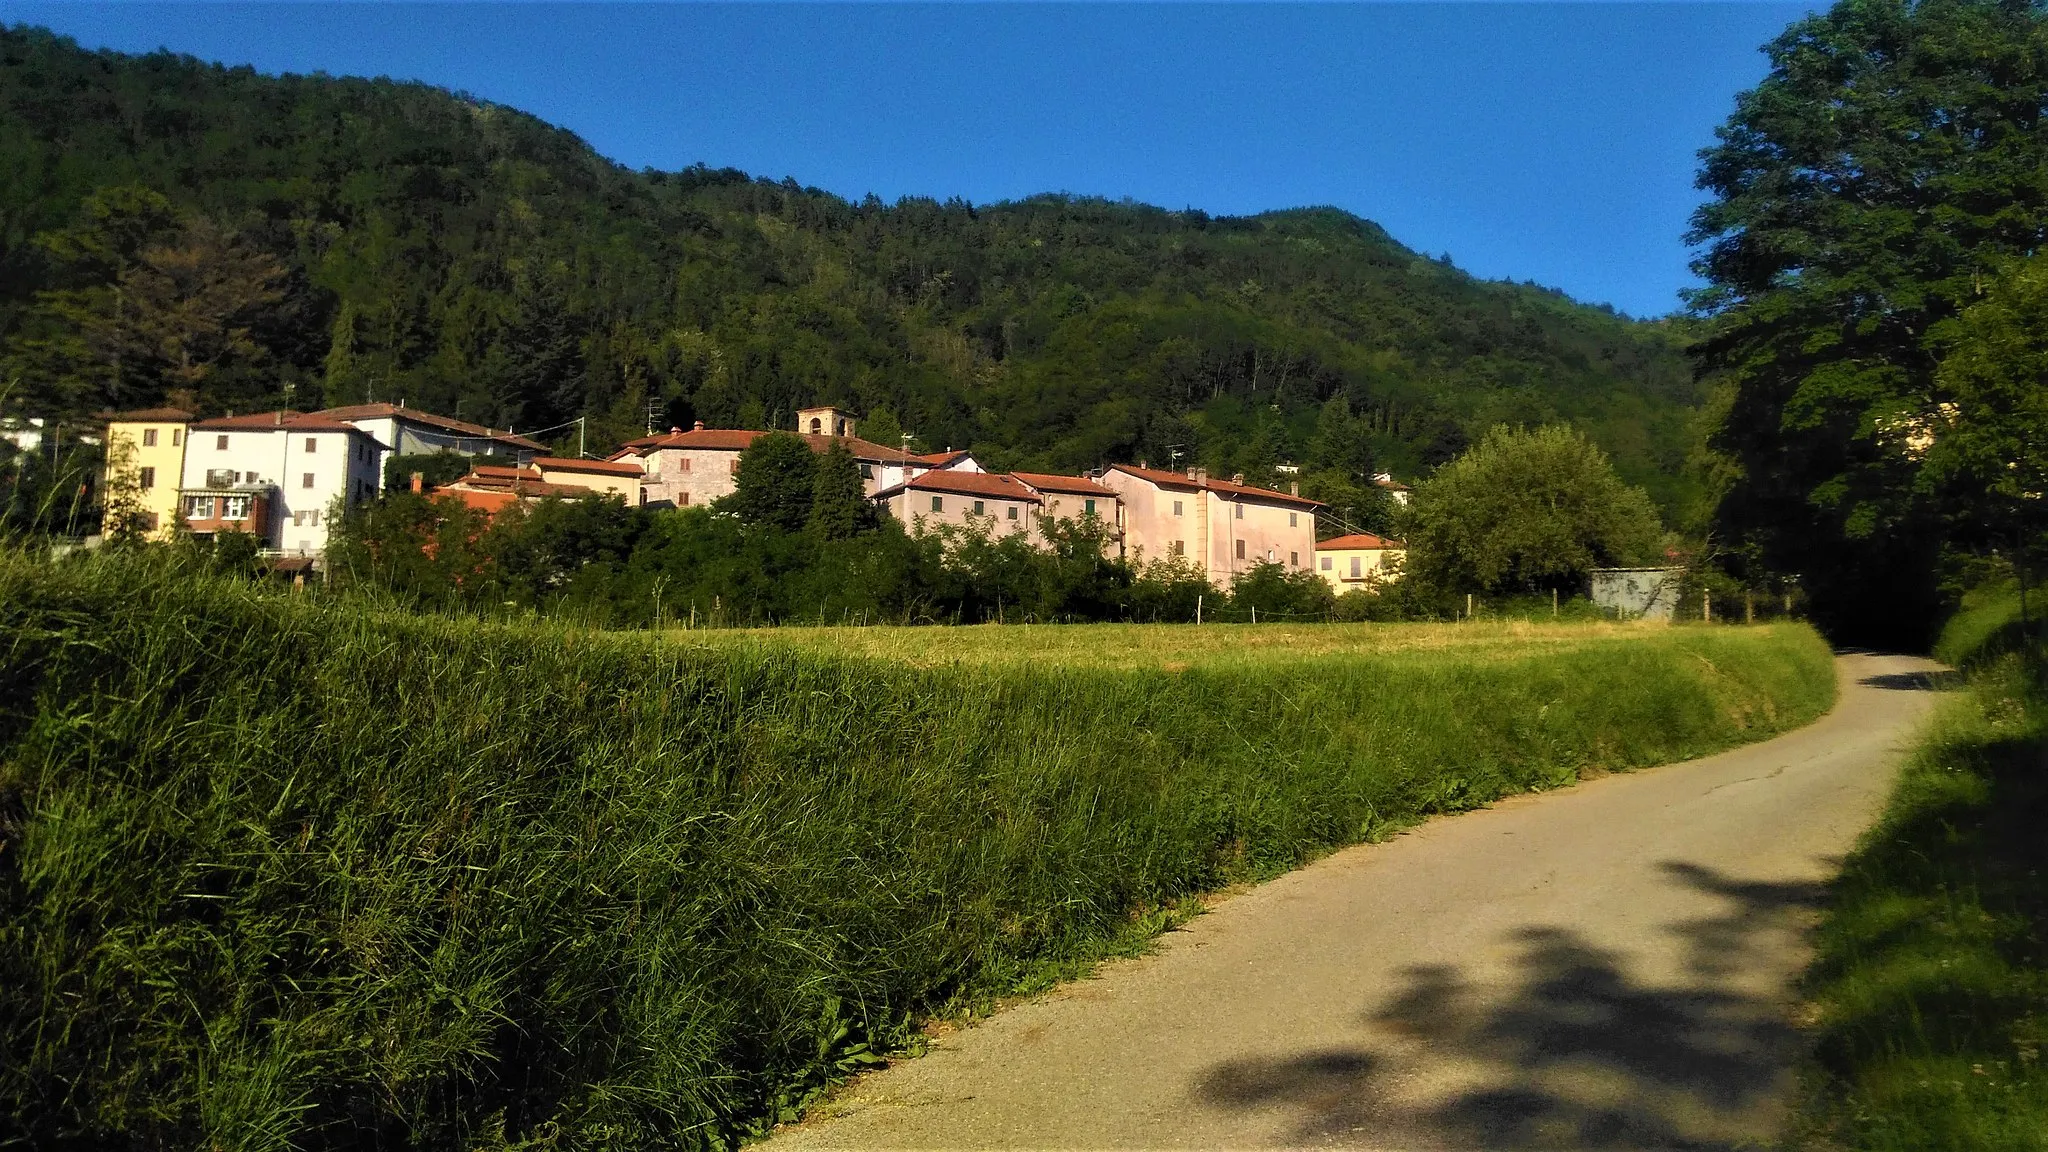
left=273, top=411, right=283, bottom=425
left=670, top=426, right=683, bottom=434
left=1190, top=466, right=1208, bottom=483
left=1290, top=480, right=1300, bottom=496
left=1232, top=473, right=1245, bottom=485
left=1138, top=458, right=1148, bottom=470
left=693, top=420, right=705, bottom=431
left=410, top=472, right=424, bottom=494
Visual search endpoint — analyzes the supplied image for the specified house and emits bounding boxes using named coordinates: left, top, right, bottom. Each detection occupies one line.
left=179, top=411, right=386, bottom=555
left=1009, top=472, right=1122, bottom=544
left=313, top=402, right=545, bottom=478
left=872, top=470, right=1044, bottom=537
left=530, top=456, right=642, bottom=500
left=630, top=413, right=928, bottom=508
left=433, top=465, right=600, bottom=515
left=1373, top=473, right=1414, bottom=506
left=102, top=407, right=195, bottom=540
left=1098, top=465, right=1322, bottom=586
left=1315, top=533, right=1406, bottom=592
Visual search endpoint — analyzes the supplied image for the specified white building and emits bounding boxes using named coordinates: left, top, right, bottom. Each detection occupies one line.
left=180, top=411, right=385, bottom=557
left=314, top=402, right=544, bottom=484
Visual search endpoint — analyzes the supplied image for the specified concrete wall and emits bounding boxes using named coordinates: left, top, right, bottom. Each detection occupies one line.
left=1100, top=473, right=1201, bottom=568
left=1590, top=568, right=1684, bottom=621
left=535, top=463, right=640, bottom=500
left=182, top=427, right=380, bottom=553
left=1315, top=547, right=1404, bottom=592
left=882, top=488, right=1040, bottom=539
left=639, top=447, right=742, bottom=507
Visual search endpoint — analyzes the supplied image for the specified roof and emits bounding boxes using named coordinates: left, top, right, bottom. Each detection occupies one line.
left=442, top=467, right=597, bottom=499
left=1374, top=477, right=1414, bottom=492
left=313, top=403, right=547, bottom=451
left=188, top=411, right=378, bottom=436
left=103, top=407, right=195, bottom=423
left=633, top=427, right=924, bottom=464
left=1318, top=533, right=1406, bottom=551
left=913, top=450, right=973, bottom=467
left=873, top=470, right=1044, bottom=503
left=532, top=455, right=644, bottom=477
left=1105, top=463, right=1324, bottom=509
left=1011, top=471, right=1117, bottom=498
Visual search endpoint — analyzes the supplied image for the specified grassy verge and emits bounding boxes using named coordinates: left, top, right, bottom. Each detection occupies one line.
left=0, top=550, right=1834, bottom=1150
left=1795, top=615, right=2048, bottom=1149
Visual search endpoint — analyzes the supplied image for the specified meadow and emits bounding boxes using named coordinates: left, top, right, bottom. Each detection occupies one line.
left=0, top=549, right=1835, bottom=1149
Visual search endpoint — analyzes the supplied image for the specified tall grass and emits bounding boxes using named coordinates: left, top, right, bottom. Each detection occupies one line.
left=1794, top=618, right=2048, bottom=1149
left=0, top=549, right=1835, bottom=1149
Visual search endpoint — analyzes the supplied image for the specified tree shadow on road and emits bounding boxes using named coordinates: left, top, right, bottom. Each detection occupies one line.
left=1195, top=861, right=1831, bottom=1149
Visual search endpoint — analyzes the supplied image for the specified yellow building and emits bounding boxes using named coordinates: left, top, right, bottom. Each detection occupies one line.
left=103, top=408, right=194, bottom=540
left=1314, top=532, right=1406, bottom=592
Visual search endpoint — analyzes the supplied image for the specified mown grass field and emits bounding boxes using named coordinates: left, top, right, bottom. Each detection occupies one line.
left=1795, top=588, right=2048, bottom=1150
left=0, top=550, right=1835, bottom=1150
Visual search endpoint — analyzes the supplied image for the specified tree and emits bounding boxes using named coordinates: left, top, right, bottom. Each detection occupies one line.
left=1403, top=424, right=1664, bottom=595
left=1926, top=253, right=2048, bottom=591
left=807, top=441, right=868, bottom=539
left=727, top=433, right=817, bottom=532
left=1688, top=0, right=2048, bottom=644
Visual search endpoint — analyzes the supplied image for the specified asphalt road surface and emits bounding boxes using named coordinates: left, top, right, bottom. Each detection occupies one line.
left=772, top=652, right=1945, bottom=1151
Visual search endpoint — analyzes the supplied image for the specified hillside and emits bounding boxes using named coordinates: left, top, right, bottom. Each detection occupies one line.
left=0, top=25, right=1704, bottom=512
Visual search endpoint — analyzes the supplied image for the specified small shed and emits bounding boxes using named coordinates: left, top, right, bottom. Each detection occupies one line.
left=1590, top=567, right=1684, bottom=621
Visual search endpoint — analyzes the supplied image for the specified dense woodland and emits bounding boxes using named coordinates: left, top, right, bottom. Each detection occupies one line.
left=0, top=25, right=1707, bottom=523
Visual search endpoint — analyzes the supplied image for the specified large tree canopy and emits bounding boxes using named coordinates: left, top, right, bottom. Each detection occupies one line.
left=1688, top=0, right=2048, bottom=644
left=1402, top=424, right=1665, bottom=596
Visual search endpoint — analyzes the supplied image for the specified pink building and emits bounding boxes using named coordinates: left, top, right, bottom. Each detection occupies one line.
left=626, top=414, right=930, bottom=509
left=873, top=470, right=1044, bottom=538
left=1098, top=464, right=1321, bottom=586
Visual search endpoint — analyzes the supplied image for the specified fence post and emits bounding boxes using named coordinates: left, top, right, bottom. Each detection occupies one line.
left=1196, top=594, right=1203, bottom=625
left=1704, top=590, right=1712, bottom=624
left=1552, top=587, right=1558, bottom=618
left=1466, top=592, right=1473, bottom=621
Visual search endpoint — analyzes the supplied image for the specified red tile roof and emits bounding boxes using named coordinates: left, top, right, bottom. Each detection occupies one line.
left=874, top=470, right=1043, bottom=503
left=913, top=450, right=973, bottom=467
left=313, top=403, right=547, bottom=451
left=443, top=467, right=596, bottom=499
left=102, top=407, right=196, bottom=422
left=1374, top=477, right=1414, bottom=492
left=188, top=411, right=373, bottom=435
left=632, top=427, right=924, bottom=464
left=1011, top=471, right=1117, bottom=498
left=1105, top=464, right=1324, bottom=509
left=1318, top=533, right=1406, bottom=550
left=532, top=455, right=644, bottom=477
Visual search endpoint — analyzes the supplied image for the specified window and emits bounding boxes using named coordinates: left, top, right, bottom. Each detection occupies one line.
left=1172, top=500, right=1183, bottom=517
left=679, top=492, right=690, bottom=506
left=1170, top=540, right=1184, bottom=556
left=138, top=466, right=156, bottom=490
left=1235, top=539, right=1246, bottom=560
left=1290, top=551, right=1299, bottom=567
left=304, top=437, right=317, bottom=453
left=1234, top=503, right=1244, bottom=519
left=1084, top=498, right=1097, bottom=516
left=859, top=463, right=873, bottom=479
left=972, top=500, right=985, bottom=515
left=215, top=434, right=229, bottom=450
left=1350, top=556, right=1363, bottom=578
left=931, top=495, right=944, bottom=513
left=185, top=495, right=214, bottom=519
left=222, top=496, right=250, bottom=520
left=1007, top=506, right=1019, bottom=520
left=729, top=457, right=741, bottom=474
left=1289, top=512, right=1298, bottom=527
left=1321, top=556, right=1333, bottom=571
left=142, top=428, right=158, bottom=447
left=292, top=511, right=305, bottom=527
left=302, top=472, right=315, bottom=489
left=810, top=417, right=823, bottom=434
left=639, top=488, right=648, bottom=505
left=171, top=430, right=181, bottom=447
left=679, top=457, right=692, bottom=472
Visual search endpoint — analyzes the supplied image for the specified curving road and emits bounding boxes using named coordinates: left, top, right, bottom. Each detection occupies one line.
left=771, top=653, right=1945, bottom=1151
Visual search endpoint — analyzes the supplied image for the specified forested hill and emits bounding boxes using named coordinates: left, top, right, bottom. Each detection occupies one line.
left=0, top=25, right=1703, bottom=512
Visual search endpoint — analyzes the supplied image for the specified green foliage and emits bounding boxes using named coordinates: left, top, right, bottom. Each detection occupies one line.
left=726, top=433, right=817, bottom=533
left=1796, top=651, right=2048, bottom=1149
left=0, top=26, right=1703, bottom=508
left=1217, top=560, right=1337, bottom=621
left=0, top=549, right=1835, bottom=1147
left=1688, top=0, right=2048, bottom=645
left=381, top=451, right=478, bottom=492
left=1402, top=424, right=1664, bottom=595
left=806, top=442, right=868, bottom=540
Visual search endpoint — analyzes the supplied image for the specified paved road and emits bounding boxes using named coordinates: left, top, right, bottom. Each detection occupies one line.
left=773, top=653, right=1945, bottom=1151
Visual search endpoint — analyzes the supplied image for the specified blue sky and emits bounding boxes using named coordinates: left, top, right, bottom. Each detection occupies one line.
left=1, top=3, right=1812, bottom=316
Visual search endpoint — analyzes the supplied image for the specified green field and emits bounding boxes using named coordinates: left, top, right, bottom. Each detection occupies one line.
left=0, top=550, right=1835, bottom=1149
